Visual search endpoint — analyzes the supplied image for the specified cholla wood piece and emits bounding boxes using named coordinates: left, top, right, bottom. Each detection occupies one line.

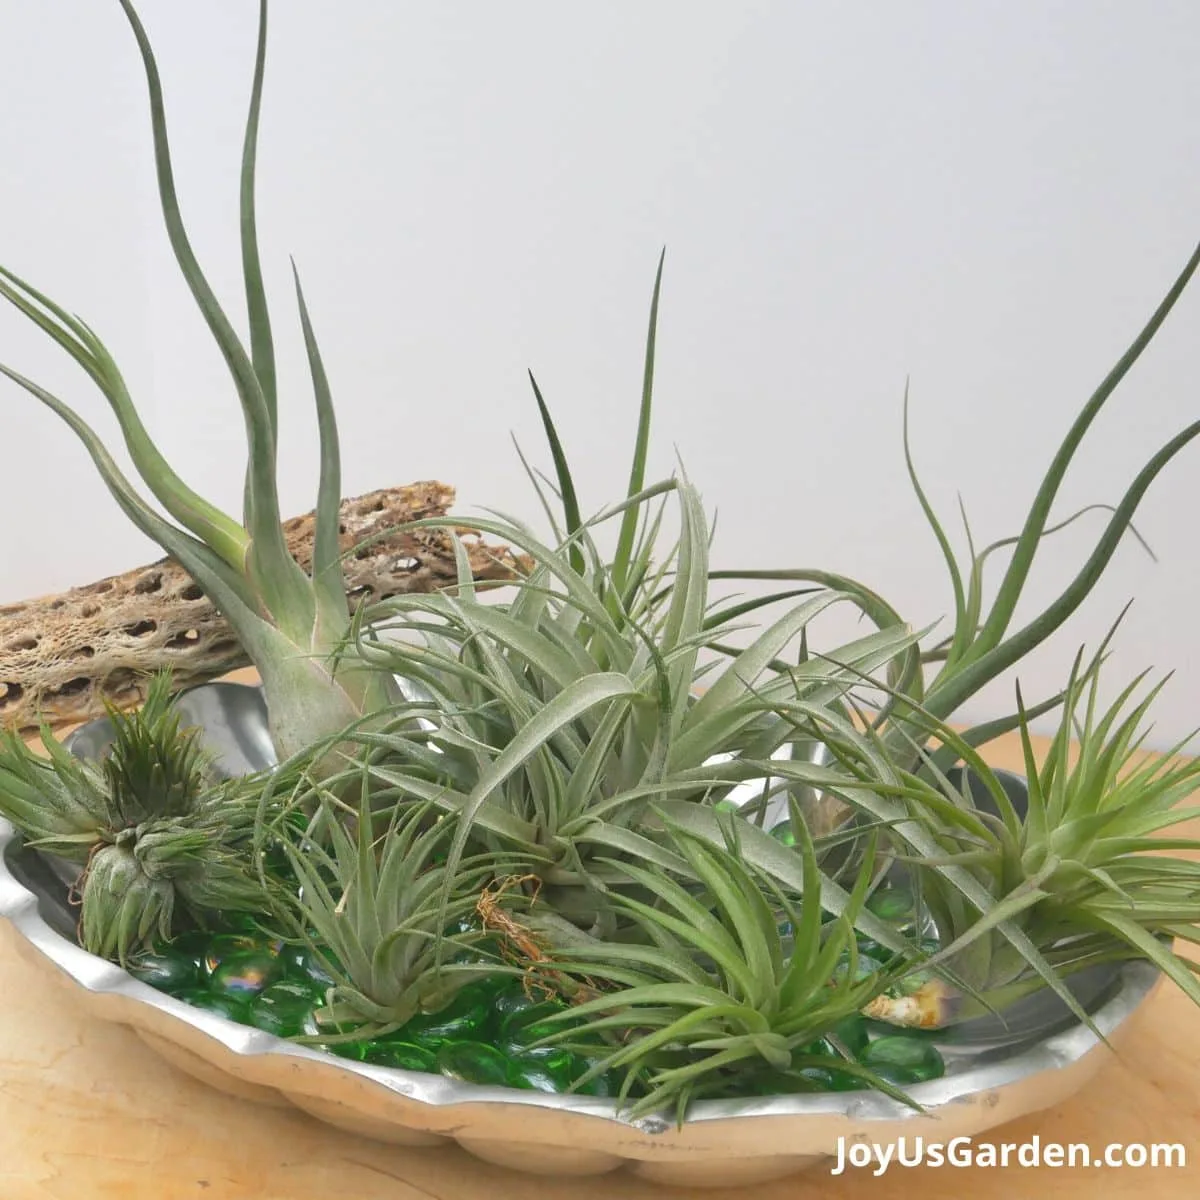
left=0, top=482, right=524, bottom=731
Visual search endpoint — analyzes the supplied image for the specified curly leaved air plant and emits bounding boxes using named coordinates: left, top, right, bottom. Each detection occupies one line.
left=711, top=236, right=1200, bottom=769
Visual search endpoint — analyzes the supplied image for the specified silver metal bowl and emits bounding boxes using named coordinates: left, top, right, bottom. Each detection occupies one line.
left=0, top=683, right=1159, bottom=1187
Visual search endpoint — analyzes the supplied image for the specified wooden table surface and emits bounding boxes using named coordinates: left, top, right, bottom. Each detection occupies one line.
left=0, top=721, right=1197, bottom=1199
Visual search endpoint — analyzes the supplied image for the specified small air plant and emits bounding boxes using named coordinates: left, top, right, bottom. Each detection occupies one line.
left=257, top=740, right=523, bottom=1037
left=0, top=672, right=265, bottom=962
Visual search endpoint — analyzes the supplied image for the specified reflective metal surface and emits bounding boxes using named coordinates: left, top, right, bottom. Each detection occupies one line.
left=64, top=681, right=275, bottom=778
left=0, top=683, right=1160, bottom=1186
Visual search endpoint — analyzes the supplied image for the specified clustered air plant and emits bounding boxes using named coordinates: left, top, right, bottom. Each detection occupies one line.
left=0, top=672, right=266, bottom=961
left=1, top=0, right=1200, bottom=1126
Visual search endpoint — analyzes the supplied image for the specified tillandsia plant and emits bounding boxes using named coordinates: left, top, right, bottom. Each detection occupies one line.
left=709, top=240, right=1200, bottom=769
left=868, top=646, right=1200, bottom=1024
left=514, top=813, right=922, bottom=1120
left=257, top=743, right=520, bottom=1037
left=0, top=0, right=401, bottom=760
left=326, top=265, right=917, bottom=944
left=0, top=672, right=266, bottom=961
left=352, top=467, right=920, bottom=932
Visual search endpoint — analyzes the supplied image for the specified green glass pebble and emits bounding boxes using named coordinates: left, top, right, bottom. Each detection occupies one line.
left=208, top=949, right=282, bottom=1000
left=792, top=1039, right=867, bottom=1092
left=490, top=986, right=541, bottom=1026
left=203, top=932, right=283, bottom=977
left=854, top=936, right=883, bottom=961
left=127, top=949, right=201, bottom=994
left=500, top=1000, right=577, bottom=1048
left=799, top=1064, right=862, bottom=1092
left=174, top=988, right=251, bottom=1024
left=400, top=986, right=492, bottom=1048
left=280, top=945, right=337, bottom=990
left=167, top=928, right=214, bottom=958
left=865, top=887, right=915, bottom=922
left=505, top=1047, right=573, bottom=1086
left=249, top=981, right=322, bottom=1039
left=769, top=821, right=797, bottom=846
left=746, top=1069, right=824, bottom=1096
left=505, top=1049, right=608, bottom=1095
left=436, top=1041, right=510, bottom=1087
left=361, top=1040, right=438, bottom=1072
left=452, top=980, right=504, bottom=1010
left=859, top=1035, right=945, bottom=1084
left=830, top=1013, right=870, bottom=1057
left=505, top=1040, right=571, bottom=1063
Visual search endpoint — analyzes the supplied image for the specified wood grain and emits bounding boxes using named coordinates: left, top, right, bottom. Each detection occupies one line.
left=0, top=708, right=1196, bottom=1199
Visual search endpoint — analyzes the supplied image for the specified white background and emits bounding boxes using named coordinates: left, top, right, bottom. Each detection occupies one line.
left=1, top=1, right=1198, bottom=747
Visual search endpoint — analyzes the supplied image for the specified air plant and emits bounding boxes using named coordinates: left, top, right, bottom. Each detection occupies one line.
left=513, top=813, right=913, bottom=1119
left=709, top=240, right=1200, bottom=770
left=0, top=672, right=266, bottom=961
left=352, top=471, right=919, bottom=932
left=256, top=730, right=525, bottom=1035
left=0, top=0, right=398, bottom=761
left=876, top=650, right=1200, bottom=1022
